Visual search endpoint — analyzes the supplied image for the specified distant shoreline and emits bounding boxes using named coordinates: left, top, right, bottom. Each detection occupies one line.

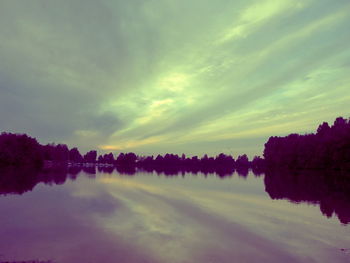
left=1, top=116, right=350, bottom=172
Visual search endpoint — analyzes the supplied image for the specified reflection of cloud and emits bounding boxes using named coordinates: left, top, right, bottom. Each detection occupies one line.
left=99, top=176, right=164, bottom=194
left=0, top=177, right=158, bottom=263
left=96, top=175, right=304, bottom=262
left=2, top=171, right=348, bottom=262
left=97, top=173, right=350, bottom=262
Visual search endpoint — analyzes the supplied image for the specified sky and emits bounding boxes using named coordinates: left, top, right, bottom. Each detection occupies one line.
left=0, top=0, right=349, bottom=157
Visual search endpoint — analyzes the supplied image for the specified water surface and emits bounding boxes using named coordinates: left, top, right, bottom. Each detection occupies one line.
left=0, top=167, right=349, bottom=263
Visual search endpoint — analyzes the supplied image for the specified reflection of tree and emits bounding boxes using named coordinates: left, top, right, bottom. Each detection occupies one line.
left=68, top=166, right=82, bottom=177
left=0, top=167, right=40, bottom=195
left=0, top=163, right=116, bottom=195
left=82, top=166, right=96, bottom=175
left=116, top=165, right=136, bottom=175
left=97, top=166, right=115, bottom=174
left=264, top=169, right=350, bottom=224
left=40, top=166, right=69, bottom=185
left=0, top=166, right=85, bottom=195
left=236, top=167, right=249, bottom=178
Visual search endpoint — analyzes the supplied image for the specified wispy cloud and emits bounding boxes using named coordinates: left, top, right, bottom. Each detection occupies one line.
left=0, top=0, right=349, bottom=155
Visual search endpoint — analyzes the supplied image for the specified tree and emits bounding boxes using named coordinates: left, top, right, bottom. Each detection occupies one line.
left=236, top=154, right=249, bottom=168
left=69, top=147, right=83, bottom=162
left=84, top=150, right=97, bottom=163
left=0, top=133, right=43, bottom=167
left=263, top=116, right=350, bottom=170
left=116, top=152, right=137, bottom=166
left=317, top=122, right=330, bottom=136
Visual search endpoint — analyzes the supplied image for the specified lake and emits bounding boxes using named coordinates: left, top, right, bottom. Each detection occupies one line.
left=0, top=167, right=349, bottom=263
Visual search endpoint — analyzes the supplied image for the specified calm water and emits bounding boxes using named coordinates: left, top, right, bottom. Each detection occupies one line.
left=0, top=167, right=349, bottom=263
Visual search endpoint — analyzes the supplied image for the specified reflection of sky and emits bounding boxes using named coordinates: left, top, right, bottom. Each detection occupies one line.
left=0, top=172, right=349, bottom=263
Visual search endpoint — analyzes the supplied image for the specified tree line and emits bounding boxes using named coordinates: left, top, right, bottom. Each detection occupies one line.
left=264, top=116, right=350, bottom=170
left=0, top=132, right=98, bottom=167
left=0, top=116, right=349, bottom=171
left=0, top=132, right=264, bottom=173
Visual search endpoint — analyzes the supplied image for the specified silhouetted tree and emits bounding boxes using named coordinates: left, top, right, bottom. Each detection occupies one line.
left=251, top=156, right=266, bottom=175
left=69, top=147, right=83, bottom=162
left=235, top=154, right=250, bottom=168
left=116, top=152, right=137, bottom=166
left=42, top=143, right=69, bottom=162
left=83, top=150, right=97, bottom=163
left=264, top=116, right=350, bottom=170
left=0, top=132, right=43, bottom=167
left=97, top=152, right=115, bottom=164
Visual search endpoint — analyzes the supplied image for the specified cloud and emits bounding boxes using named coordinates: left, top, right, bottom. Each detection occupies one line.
left=0, top=0, right=349, bottom=155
